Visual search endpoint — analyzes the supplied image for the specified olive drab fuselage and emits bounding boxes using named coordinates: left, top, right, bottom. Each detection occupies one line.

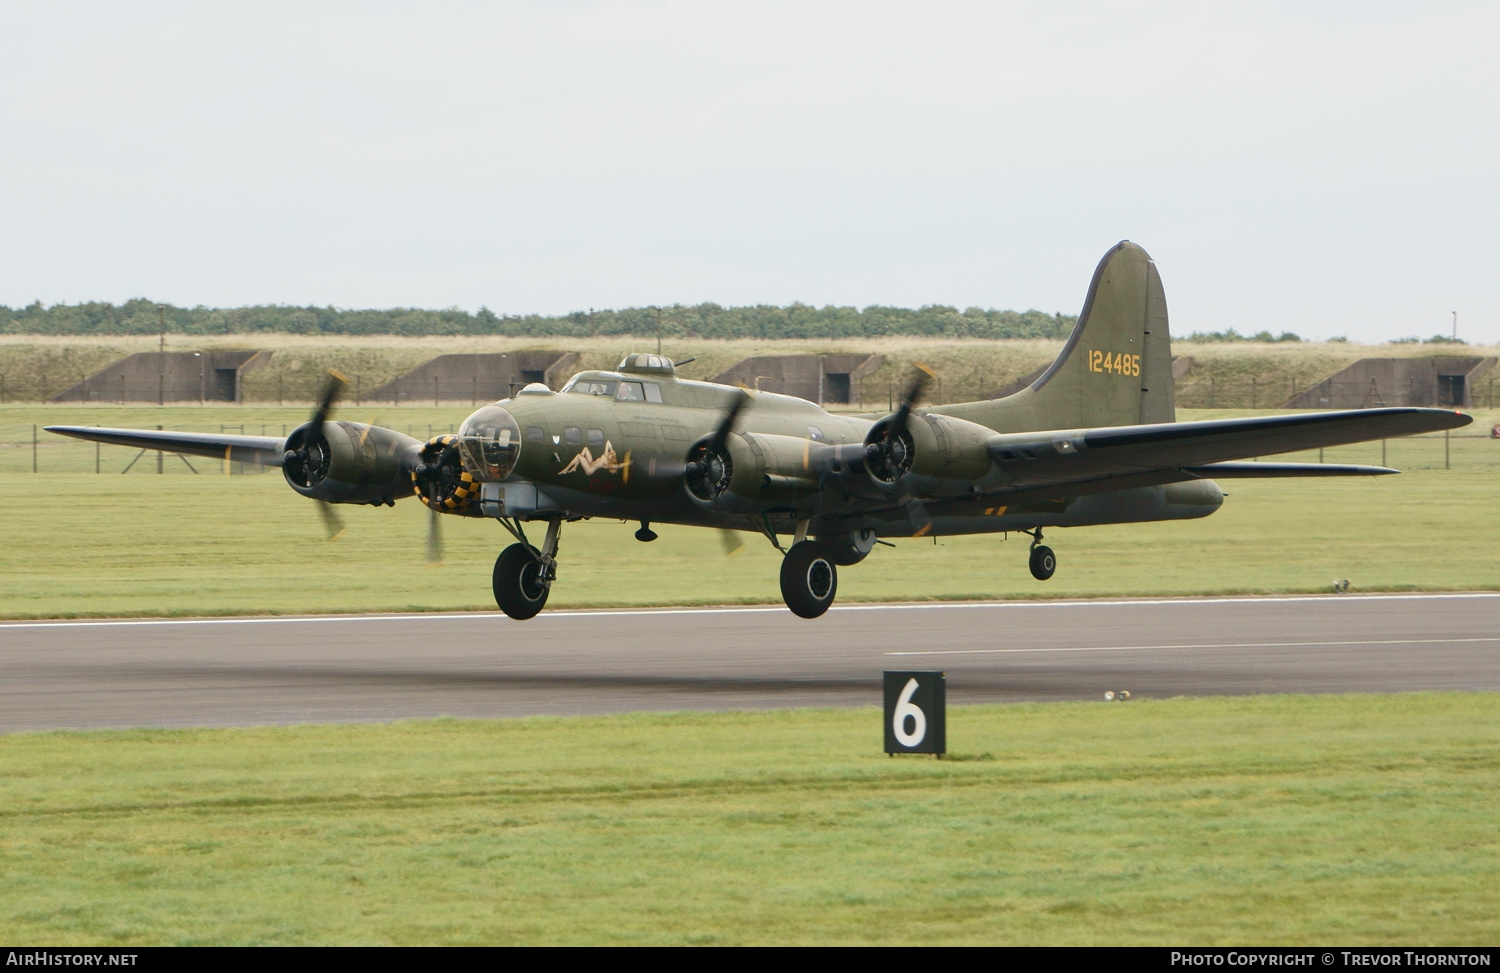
left=441, top=347, right=1223, bottom=540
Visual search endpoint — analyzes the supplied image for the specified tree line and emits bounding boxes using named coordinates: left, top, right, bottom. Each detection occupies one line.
left=0, top=299, right=1077, bottom=341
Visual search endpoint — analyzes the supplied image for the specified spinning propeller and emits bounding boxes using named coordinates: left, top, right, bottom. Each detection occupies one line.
left=865, top=364, right=932, bottom=483
left=682, top=389, right=749, bottom=502
left=282, top=370, right=350, bottom=541
left=867, top=364, right=936, bottom=535
left=412, top=440, right=467, bottom=564
left=635, top=389, right=752, bottom=555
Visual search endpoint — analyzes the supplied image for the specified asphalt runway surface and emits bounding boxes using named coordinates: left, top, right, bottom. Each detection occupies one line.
left=1, top=593, right=1497, bottom=733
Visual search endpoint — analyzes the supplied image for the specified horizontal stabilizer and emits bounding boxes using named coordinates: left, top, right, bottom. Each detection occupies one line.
left=46, top=425, right=286, bottom=466
left=1080, top=407, right=1467, bottom=462
left=1182, top=462, right=1398, bottom=478
left=988, top=407, right=1468, bottom=486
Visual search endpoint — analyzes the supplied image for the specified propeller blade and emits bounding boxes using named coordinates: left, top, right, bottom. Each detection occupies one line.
left=904, top=495, right=933, bottom=538
left=426, top=504, right=443, bottom=564
left=654, top=389, right=749, bottom=497
left=719, top=528, right=746, bottom=557
left=309, top=369, right=350, bottom=431
left=317, top=500, right=346, bottom=542
left=885, top=363, right=934, bottom=445
left=708, top=389, right=750, bottom=454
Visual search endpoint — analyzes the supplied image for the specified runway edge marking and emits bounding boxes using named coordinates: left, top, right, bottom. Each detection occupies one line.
left=2, top=592, right=1498, bottom=631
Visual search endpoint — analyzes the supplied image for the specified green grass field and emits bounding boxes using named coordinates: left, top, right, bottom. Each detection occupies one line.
left=0, top=406, right=1495, bottom=617
left=1, top=694, right=1496, bottom=945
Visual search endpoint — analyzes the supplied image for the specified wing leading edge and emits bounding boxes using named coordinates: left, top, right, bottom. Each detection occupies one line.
left=45, top=425, right=286, bottom=466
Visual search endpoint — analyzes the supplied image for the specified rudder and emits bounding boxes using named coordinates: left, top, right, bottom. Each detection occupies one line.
left=931, top=241, right=1175, bottom=433
left=1028, top=241, right=1174, bottom=428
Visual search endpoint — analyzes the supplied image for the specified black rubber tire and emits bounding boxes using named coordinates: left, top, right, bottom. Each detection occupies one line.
left=493, top=543, right=550, bottom=619
left=1029, top=544, right=1056, bottom=581
left=780, top=540, right=838, bottom=619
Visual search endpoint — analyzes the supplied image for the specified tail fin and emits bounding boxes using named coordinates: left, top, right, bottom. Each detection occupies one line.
left=935, top=241, right=1175, bottom=432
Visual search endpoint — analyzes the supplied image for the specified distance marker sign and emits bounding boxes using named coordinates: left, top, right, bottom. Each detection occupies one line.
left=883, top=670, right=946, bottom=756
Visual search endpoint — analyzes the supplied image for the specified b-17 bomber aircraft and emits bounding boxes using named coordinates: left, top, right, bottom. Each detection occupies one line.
left=50, top=242, right=1471, bottom=619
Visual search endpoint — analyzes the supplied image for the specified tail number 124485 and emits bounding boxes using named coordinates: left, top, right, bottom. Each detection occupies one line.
left=1089, top=350, right=1140, bottom=376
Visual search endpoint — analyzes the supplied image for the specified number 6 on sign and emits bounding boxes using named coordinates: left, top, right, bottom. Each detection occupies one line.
left=883, top=670, right=946, bottom=756
left=893, top=679, right=926, bottom=746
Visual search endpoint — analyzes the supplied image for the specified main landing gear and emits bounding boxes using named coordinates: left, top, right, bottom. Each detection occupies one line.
left=780, top=540, right=838, bottom=619
left=493, top=518, right=561, bottom=620
left=776, top=527, right=877, bottom=618
left=1025, top=528, right=1056, bottom=581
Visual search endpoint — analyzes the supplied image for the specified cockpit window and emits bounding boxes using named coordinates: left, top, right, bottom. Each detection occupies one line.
left=567, top=380, right=616, bottom=396
left=615, top=381, right=645, bottom=402
left=644, top=383, right=663, bottom=404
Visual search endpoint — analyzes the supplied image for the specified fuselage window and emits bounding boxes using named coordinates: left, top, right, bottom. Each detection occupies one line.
left=564, top=426, right=582, bottom=445
left=616, top=381, right=645, bottom=402
left=807, top=426, right=825, bottom=441
left=644, top=383, right=663, bottom=404
left=587, top=428, right=605, bottom=448
left=526, top=426, right=545, bottom=443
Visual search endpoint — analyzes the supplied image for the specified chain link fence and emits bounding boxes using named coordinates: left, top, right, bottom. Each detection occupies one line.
left=1175, top=376, right=1500, bottom=410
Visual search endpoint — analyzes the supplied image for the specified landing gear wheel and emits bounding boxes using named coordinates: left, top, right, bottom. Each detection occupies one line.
left=780, top=540, right=838, bottom=619
left=493, top=543, right=550, bottom=619
left=1029, top=544, right=1056, bottom=581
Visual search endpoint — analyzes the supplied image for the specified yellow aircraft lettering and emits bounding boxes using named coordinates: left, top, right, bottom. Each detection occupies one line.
left=1088, top=350, right=1142, bottom=376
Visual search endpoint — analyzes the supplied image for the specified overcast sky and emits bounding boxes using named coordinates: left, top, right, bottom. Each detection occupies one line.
left=2, top=2, right=1496, bottom=342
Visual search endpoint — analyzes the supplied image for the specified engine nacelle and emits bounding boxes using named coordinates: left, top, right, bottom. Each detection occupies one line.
left=683, top=432, right=820, bottom=512
left=283, top=421, right=420, bottom=505
left=863, top=411, right=997, bottom=497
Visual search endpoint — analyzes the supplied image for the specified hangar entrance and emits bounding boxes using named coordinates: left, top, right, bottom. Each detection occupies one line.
left=214, top=369, right=238, bottom=401
left=520, top=369, right=546, bottom=386
left=825, top=372, right=851, bottom=404
left=1438, top=375, right=1465, bottom=407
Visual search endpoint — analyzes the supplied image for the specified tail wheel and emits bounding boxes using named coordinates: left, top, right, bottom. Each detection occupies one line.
left=494, top=543, right=550, bottom=620
left=1029, top=544, right=1056, bottom=581
left=780, top=540, right=838, bottom=619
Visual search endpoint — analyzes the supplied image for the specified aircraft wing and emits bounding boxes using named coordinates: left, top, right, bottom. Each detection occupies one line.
left=46, top=425, right=287, bottom=466
left=987, top=407, right=1468, bottom=486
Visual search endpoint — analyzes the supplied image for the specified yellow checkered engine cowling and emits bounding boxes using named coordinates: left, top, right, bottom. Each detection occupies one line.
left=412, top=435, right=480, bottom=512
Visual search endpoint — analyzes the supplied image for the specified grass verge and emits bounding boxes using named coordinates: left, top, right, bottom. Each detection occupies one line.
left=1, top=693, right=1496, bottom=944
left=0, top=462, right=1497, bottom=618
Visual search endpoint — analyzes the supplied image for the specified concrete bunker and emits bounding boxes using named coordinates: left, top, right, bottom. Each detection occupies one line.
left=708, top=354, right=883, bottom=406
left=1284, top=357, right=1497, bottom=409
left=51, top=350, right=272, bottom=404
left=368, top=352, right=579, bottom=405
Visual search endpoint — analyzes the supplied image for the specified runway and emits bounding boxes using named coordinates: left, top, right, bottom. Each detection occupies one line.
left=1, top=593, right=1497, bottom=733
